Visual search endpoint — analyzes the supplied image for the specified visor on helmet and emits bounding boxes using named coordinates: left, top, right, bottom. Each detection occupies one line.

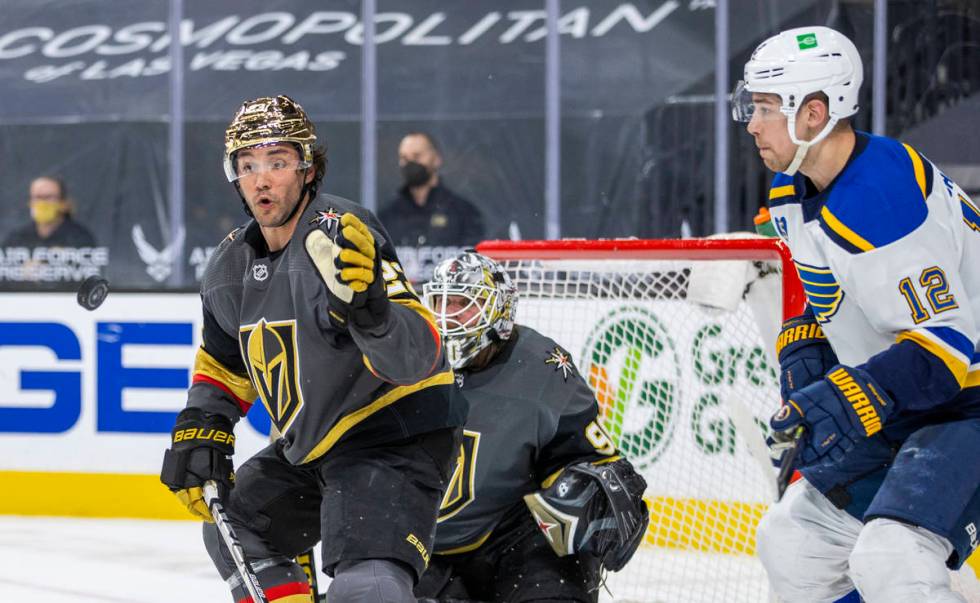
left=223, top=144, right=314, bottom=183
left=731, top=80, right=787, bottom=124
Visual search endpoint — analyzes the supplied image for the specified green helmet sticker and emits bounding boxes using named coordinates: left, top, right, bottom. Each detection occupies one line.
left=796, top=32, right=818, bottom=50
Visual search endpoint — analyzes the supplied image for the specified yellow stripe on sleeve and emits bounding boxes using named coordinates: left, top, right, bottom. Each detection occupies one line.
left=896, top=331, right=969, bottom=387
left=819, top=206, right=875, bottom=252
left=769, top=185, right=795, bottom=200
left=301, top=369, right=455, bottom=464
left=966, top=369, right=980, bottom=389
left=902, top=143, right=927, bottom=199
left=193, top=347, right=258, bottom=403
left=436, top=530, right=493, bottom=555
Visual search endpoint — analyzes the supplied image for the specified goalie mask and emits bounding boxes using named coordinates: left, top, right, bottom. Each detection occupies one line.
left=524, top=459, right=649, bottom=572
left=223, top=95, right=319, bottom=218
left=422, top=252, right=517, bottom=370
left=731, top=26, right=862, bottom=175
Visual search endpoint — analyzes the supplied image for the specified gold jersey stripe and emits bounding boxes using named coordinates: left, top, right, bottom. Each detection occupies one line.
left=435, top=529, right=494, bottom=555
left=964, top=369, right=980, bottom=389
left=820, top=205, right=875, bottom=251
left=896, top=331, right=969, bottom=387
left=769, top=184, right=795, bottom=200
left=902, top=143, right=927, bottom=199
left=301, top=369, right=455, bottom=464
left=193, top=346, right=258, bottom=403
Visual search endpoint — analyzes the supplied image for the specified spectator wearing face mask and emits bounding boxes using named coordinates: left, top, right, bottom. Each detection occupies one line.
left=3, top=176, right=96, bottom=248
left=379, top=133, right=486, bottom=281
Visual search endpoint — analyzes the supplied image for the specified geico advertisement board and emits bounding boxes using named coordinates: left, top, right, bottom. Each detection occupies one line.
left=0, top=293, right=272, bottom=518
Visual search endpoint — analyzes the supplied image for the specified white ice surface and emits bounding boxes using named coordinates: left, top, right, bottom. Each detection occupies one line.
left=3, top=516, right=977, bottom=602
left=0, top=516, right=328, bottom=602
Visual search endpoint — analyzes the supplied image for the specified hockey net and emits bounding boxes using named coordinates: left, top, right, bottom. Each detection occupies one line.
left=478, top=237, right=805, bottom=603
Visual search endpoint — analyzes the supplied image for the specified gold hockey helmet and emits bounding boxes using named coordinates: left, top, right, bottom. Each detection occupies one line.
left=223, top=95, right=317, bottom=182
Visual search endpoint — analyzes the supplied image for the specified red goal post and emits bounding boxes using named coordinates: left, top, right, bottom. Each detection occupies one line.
left=477, top=237, right=805, bottom=320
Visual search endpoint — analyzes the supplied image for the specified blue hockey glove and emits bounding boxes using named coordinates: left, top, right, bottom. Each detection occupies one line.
left=775, top=310, right=838, bottom=402
left=770, top=365, right=895, bottom=467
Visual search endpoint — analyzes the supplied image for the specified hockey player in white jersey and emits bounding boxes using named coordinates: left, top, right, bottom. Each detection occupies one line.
left=732, top=26, right=980, bottom=602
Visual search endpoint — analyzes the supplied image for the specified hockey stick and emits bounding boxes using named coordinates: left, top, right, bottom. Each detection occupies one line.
left=203, top=480, right=268, bottom=603
left=775, top=426, right=805, bottom=500
left=268, top=426, right=322, bottom=599
left=726, top=397, right=779, bottom=501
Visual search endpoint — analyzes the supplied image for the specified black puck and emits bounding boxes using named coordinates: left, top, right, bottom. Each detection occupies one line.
left=77, top=275, right=110, bottom=311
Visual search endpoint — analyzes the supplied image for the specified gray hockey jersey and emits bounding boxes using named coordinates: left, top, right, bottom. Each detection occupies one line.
left=434, top=326, right=618, bottom=553
left=185, top=194, right=466, bottom=465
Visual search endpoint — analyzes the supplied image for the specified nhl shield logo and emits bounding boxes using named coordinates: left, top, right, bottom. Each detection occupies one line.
left=252, top=263, right=269, bottom=281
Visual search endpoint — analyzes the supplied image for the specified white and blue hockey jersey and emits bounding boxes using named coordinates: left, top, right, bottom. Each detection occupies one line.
left=767, top=131, right=980, bottom=418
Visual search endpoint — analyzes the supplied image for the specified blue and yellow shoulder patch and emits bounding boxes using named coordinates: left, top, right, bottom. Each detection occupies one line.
left=768, top=173, right=798, bottom=208
left=961, top=193, right=980, bottom=233
left=816, top=137, right=932, bottom=254
left=794, top=261, right=844, bottom=324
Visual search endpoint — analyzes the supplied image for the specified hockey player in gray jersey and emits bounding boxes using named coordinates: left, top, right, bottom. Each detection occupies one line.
left=416, top=251, right=649, bottom=602
left=159, top=95, right=466, bottom=603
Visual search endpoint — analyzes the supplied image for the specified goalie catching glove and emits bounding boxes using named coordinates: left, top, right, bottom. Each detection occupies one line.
left=524, top=459, right=648, bottom=572
left=305, top=212, right=389, bottom=330
left=160, top=408, right=236, bottom=522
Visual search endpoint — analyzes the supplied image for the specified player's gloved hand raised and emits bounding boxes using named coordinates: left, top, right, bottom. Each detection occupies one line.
left=305, top=212, right=389, bottom=330
left=769, top=365, right=894, bottom=467
left=776, top=310, right=838, bottom=402
left=160, top=408, right=236, bottom=522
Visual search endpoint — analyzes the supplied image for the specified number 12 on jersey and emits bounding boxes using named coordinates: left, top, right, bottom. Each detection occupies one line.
left=898, top=266, right=958, bottom=324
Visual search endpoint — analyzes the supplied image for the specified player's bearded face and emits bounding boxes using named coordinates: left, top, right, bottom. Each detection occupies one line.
left=746, top=94, right=796, bottom=173
left=236, top=144, right=313, bottom=228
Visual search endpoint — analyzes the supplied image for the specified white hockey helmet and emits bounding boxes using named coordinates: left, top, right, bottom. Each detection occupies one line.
left=422, top=251, right=517, bottom=370
left=732, top=26, right=863, bottom=174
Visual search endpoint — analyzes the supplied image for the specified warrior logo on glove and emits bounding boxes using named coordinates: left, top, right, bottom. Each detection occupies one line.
left=769, top=364, right=894, bottom=467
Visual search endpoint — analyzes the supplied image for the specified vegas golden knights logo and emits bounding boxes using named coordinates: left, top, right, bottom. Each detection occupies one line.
left=239, top=318, right=305, bottom=435
left=438, top=430, right=481, bottom=522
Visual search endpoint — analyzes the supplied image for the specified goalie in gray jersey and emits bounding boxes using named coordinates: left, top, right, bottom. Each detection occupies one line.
left=416, top=251, right=649, bottom=602
left=160, top=95, right=466, bottom=603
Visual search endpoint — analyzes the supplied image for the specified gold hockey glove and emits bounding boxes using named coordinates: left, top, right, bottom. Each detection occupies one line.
left=305, top=212, right=389, bottom=329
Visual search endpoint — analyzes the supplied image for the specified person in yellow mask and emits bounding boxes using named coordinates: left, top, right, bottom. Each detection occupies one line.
left=2, top=176, right=95, bottom=248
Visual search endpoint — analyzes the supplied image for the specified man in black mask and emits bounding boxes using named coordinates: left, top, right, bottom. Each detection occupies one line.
left=379, top=132, right=486, bottom=282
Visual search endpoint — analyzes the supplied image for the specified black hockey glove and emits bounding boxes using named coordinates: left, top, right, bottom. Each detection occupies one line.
left=524, top=459, right=648, bottom=572
left=775, top=309, right=838, bottom=402
left=160, top=408, right=235, bottom=522
left=305, top=212, right=389, bottom=330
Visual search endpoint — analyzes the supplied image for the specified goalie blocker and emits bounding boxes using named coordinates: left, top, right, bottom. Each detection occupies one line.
left=524, top=458, right=649, bottom=572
